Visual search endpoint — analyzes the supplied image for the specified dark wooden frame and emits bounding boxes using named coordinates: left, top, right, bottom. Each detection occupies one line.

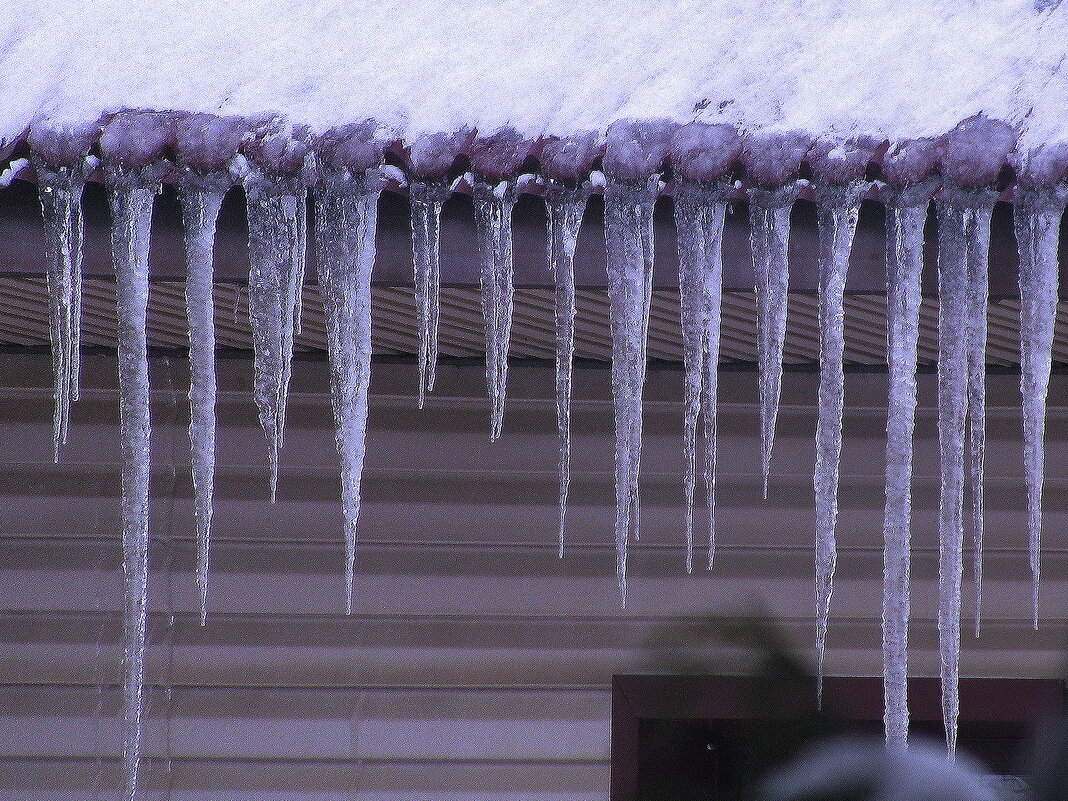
left=611, top=675, right=1065, bottom=801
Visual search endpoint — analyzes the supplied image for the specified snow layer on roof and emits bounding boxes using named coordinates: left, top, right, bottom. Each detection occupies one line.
left=2, top=0, right=1067, bottom=151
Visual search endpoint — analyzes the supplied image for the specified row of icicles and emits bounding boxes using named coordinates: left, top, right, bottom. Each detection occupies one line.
left=24, top=153, right=1068, bottom=797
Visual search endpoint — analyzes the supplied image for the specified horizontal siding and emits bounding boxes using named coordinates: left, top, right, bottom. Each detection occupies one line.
left=0, top=355, right=1066, bottom=797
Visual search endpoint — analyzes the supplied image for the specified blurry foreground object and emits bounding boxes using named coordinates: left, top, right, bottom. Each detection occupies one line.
left=763, top=738, right=1001, bottom=801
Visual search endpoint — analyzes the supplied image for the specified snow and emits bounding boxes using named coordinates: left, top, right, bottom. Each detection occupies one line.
left=3, top=1, right=1068, bottom=156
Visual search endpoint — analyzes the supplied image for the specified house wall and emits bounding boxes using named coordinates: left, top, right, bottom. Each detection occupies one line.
left=0, top=353, right=1064, bottom=799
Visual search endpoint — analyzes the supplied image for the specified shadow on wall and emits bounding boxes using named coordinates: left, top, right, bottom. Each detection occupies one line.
left=628, top=615, right=1066, bottom=801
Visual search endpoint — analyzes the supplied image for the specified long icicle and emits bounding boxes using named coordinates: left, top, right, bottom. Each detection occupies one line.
left=1015, top=186, right=1067, bottom=630
left=473, top=180, right=518, bottom=440
left=881, top=190, right=931, bottom=750
left=812, top=183, right=865, bottom=707
left=605, top=176, right=658, bottom=606
left=32, top=160, right=86, bottom=462
left=410, top=181, right=449, bottom=408
left=545, top=182, right=589, bottom=558
left=245, top=174, right=307, bottom=500
left=179, top=174, right=228, bottom=625
left=936, top=192, right=985, bottom=758
left=749, top=185, right=802, bottom=498
left=674, top=181, right=728, bottom=572
left=315, top=170, right=382, bottom=614
left=105, top=163, right=162, bottom=801
left=963, top=191, right=995, bottom=638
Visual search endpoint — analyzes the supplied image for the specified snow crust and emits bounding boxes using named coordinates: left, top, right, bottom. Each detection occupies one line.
left=3, top=0, right=1067, bottom=158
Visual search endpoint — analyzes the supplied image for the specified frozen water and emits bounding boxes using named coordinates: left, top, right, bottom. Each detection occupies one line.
left=473, top=180, right=517, bottom=440
left=245, top=172, right=307, bottom=500
left=936, top=193, right=985, bottom=757
left=179, top=174, right=228, bottom=625
left=409, top=181, right=450, bottom=408
left=1014, top=186, right=1067, bottom=630
left=881, top=188, right=932, bottom=749
left=749, top=184, right=802, bottom=498
left=314, top=170, right=382, bottom=613
left=961, top=191, right=995, bottom=637
left=544, top=182, right=589, bottom=558
left=32, top=159, right=86, bottom=462
left=605, top=176, right=658, bottom=605
left=673, top=181, right=728, bottom=572
left=105, top=164, right=162, bottom=801
left=812, top=182, right=866, bottom=706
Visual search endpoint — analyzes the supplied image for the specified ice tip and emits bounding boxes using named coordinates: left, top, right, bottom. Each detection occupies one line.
left=469, top=126, right=540, bottom=181
left=98, top=109, right=185, bottom=169
left=880, top=137, right=943, bottom=189
left=242, top=117, right=313, bottom=176
left=740, top=129, right=813, bottom=188
left=603, top=118, right=676, bottom=182
left=670, top=122, right=741, bottom=183
left=806, top=135, right=886, bottom=185
left=175, top=113, right=251, bottom=173
left=939, top=115, right=1018, bottom=187
left=28, top=117, right=104, bottom=168
left=1010, top=141, right=1068, bottom=190
left=540, top=131, right=604, bottom=183
left=401, top=128, right=474, bottom=180
left=315, top=120, right=390, bottom=174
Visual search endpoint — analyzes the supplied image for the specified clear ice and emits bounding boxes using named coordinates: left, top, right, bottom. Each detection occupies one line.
left=935, top=191, right=993, bottom=757
left=962, top=192, right=995, bottom=637
left=881, top=191, right=930, bottom=749
left=545, top=183, right=589, bottom=558
left=473, top=180, right=517, bottom=440
left=245, top=173, right=307, bottom=500
left=314, top=171, right=382, bottom=613
left=812, top=183, right=865, bottom=706
left=605, top=176, right=658, bottom=605
left=33, top=160, right=86, bottom=462
left=179, top=175, right=228, bottom=624
left=673, top=181, right=728, bottom=572
left=410, top=181, right=449, bottom=408
left=748, top=185, right=802, bottom=498
left=1014, top=186, right=1067, bottom=630
left=105, top=165, right=162, bottom=801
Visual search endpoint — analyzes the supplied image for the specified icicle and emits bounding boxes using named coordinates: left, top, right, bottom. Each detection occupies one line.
left=179, top=172, right=229, bottom=625
left=812, top=182, right=866, bottom=707
left=409, top=181, right=449, bottom=408
left=544, top=182, right=589, bottom=559
left=963, top=191, right=995, bottom=638
left=473, top=180, right=518, bottom=440
left=32, top=159, right=87, bottom=462
left=936, top=189, right=993, bottom=757
left=105, top=163, right=163, bottom=801
left=314, top=169, right=382, bottom=614
left=673, top=181, right=728, bottom=572
left=605, top=176, right=658, bottom=606
left=748, top=184, right=803, bottom=498
left=1015, top=186, right=1067, bottom=630
left=245, top=172, right=307, bottom=500
left=881, top=186, right=932, bottom=750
